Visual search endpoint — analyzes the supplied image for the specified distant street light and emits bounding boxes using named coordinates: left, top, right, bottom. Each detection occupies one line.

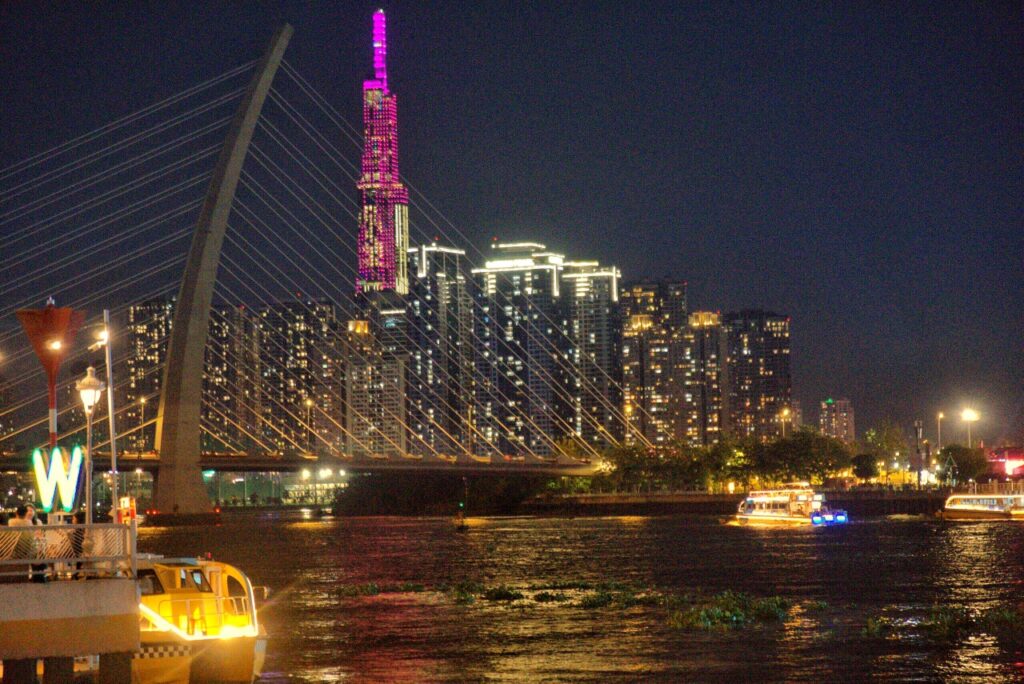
left=76, top=366, right=105, bottom=524
left=936, top=412, right=944, bottom=450
left=305, top=398, right=314, bottom=453
left=779, top=407, right=792, bottom=438
left=961, top=409, right=979, bottom=448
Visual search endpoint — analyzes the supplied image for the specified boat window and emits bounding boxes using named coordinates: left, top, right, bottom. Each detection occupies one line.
left=138, top=569, right=164, bottom=596
left=227, top=576, right=247, bottom=597
left=191, top=570, right=213, bottom=593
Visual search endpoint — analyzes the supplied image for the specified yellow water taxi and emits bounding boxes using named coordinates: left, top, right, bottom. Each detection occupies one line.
left=135, top=553, right=267, bottom=684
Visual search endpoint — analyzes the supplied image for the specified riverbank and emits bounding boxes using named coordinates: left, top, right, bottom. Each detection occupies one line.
left=519, top=490, right=948, bottom=517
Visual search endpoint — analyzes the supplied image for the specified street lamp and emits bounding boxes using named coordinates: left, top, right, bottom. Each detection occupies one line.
left=139, top=397, right=147, bottom=450
left=936, top=412, right=944, bottom=450
left=305, top=398, right=314, bottom=452
left=76, top=366, right=105, bottom=524
left=961, top=409, right=979, bottom=448
left=779, top=407, right=791, bottom=438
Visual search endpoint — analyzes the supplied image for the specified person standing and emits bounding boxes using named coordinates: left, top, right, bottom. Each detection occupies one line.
left=8, top=505, right=44, bottom=581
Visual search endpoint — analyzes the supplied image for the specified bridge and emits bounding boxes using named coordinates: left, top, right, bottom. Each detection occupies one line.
left=0, top=18, right=652, bottom=514
left=0, top=451, right=598, bottom=477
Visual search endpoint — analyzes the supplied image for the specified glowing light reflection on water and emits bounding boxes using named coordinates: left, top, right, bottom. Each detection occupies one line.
left=139, top=513, right=1024, bottom=682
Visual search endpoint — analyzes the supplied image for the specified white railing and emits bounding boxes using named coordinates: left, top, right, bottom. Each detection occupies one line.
left=0, top=523, right=136, bottom=580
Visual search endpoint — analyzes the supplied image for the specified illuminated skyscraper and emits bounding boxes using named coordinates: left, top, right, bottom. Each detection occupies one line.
left=685, top=311, right=727, bottom=446
left=563, top=262, right=623, bottom=447
left=472, top=242, right=622, bottom=456
left=473, top=243, right=571, bottom=456
left=407, top=243, right=475, bottom=457
left=723, top=310, right=792, bottom=441
left=819, top=397, right=855, bottom=443
left=123, top=298, right=262, bottom=453
left=620, top=281, right=688, bottom=444
left=258, top=299, right=338, bottom=453
left=356, top=9, right=409, bottom=295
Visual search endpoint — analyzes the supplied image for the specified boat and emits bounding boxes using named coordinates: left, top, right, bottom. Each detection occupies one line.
left=134, top=552, right=268, bottom=683
left=735, top=484, right=849, bottom=526
left=941, top=493, right=1024, bottom=520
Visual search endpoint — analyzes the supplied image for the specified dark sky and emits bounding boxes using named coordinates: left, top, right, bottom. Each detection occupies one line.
left=1, top=1, right=1021, bottom=443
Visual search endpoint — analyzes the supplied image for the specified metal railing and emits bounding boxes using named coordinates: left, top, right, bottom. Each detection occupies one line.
left=142, top=594, right=255, bottom=638
left=957, top=481, right=1024, bottom=495
left=0, top=522, right=136, bottom=580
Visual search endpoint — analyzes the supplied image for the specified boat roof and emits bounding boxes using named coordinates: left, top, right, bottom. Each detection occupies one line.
left=746, top=488, right=818, bottom=497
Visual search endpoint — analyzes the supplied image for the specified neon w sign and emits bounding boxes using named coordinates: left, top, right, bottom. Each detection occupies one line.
left=32, top=446, right=84, bottom=513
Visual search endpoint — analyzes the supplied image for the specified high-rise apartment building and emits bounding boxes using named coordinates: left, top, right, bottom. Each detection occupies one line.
left=685, top=311, right=727, bottom=446
left=356, top=10, right=409, bottom=295
left=406, top=243, right=475, bottom=457
left=204, top=306, right=261, bottom=452
left=620, top=281, right=688, bottom=445
left=473, top=242, right=622, bottom=456
left=124, top=298, right=262, bottom=453
left=562, top=262, right=623, bottom=447
left=124, top=298, right=176, bottom=452
left=340, top=314, right=408, bottom=459
left=723, top=310, right=792, bottom=442
left=258, top=299, right=338, bottom=453
left=819, top=397, right=855, bottom=443
left=473, top=243, right=571, bottom=456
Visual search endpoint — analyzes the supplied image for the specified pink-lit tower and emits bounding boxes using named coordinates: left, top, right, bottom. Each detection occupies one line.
left=356, top=9, right=410, bottom=295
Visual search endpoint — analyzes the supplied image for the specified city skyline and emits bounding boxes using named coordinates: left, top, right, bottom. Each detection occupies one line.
left=0, top=2, right=1020, bottom=442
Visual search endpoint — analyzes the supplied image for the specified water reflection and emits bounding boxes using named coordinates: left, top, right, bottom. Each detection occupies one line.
left=138, top=514, right=1024, bottom=682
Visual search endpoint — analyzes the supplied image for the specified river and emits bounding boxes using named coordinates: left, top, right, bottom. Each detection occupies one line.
left=138, top=512, right=1024, bottom=682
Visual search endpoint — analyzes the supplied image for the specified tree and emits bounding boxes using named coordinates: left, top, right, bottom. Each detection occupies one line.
left=852, top=453, right=879, bottom=481
left=938, top=445, right=990, bottom=484
left=863, top=421, right=908, bottom=464
left=753, top=430, right=851, bottom=484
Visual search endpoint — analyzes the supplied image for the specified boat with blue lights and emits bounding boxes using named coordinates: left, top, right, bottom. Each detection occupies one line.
left=735, top=484, right=849, bottom=526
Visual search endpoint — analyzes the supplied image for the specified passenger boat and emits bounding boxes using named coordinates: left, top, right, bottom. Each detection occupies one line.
left=735, top=484, right=849, bottom=526
left=134, top=553, right=267, bottom=683
left=941, top=493, right=1024, bottom=520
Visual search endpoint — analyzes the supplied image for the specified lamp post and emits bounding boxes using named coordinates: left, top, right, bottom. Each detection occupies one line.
left=305, top=398, right=314, bottom=453
left=76, top=366, right=105, bottom=524
left=93, top=311, right=119, bottom=517
left=139, top=397, right=147, bottom=450
left=936, top=412, right=944, bottom=451
left=961, top=409, right=979, bottom=448
left=779, top=407, right=791, bottom=438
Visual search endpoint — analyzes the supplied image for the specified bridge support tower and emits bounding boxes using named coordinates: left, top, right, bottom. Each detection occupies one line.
left=153, top=25, right=293, bottom=514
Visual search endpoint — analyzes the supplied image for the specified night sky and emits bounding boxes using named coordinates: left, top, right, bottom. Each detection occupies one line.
left=1, top=2, right=1021, bottom=443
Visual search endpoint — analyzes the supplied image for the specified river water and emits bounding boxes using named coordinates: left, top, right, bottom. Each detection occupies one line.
left=138, top=512, right=1024, bottom=682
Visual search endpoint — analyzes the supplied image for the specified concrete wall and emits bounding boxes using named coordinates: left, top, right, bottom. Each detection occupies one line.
left=0, top=579, right=139, bottom=659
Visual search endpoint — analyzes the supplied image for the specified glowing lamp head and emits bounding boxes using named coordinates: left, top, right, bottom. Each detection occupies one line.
left=301, top=469, right=311, bottom=480
left=46, top=339, right=62, bottom=351
left=76, top=366, right=105, bottom=415
left=937, top=411, right=944, bottom=420
left=961, top=408, right=979, bottom=423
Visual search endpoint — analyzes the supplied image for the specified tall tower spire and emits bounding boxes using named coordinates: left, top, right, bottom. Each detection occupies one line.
left=372, top=8, right=388, bottom=91
left=356, top=9, right=409, bottom=295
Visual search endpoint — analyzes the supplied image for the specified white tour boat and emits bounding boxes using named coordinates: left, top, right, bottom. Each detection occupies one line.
left=735, top=484, right=849, bottom=526
left=941, top=493, right=1024, bottom=521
